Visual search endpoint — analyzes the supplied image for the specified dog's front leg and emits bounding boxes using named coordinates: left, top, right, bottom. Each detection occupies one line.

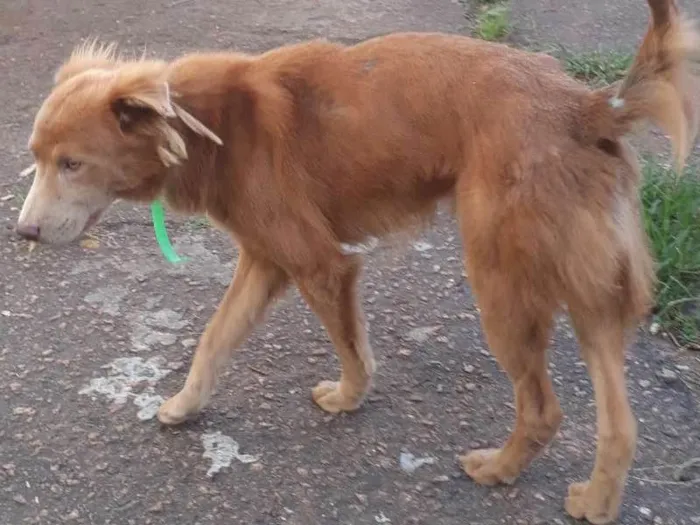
left=295, top=256, right=376, bottom=413
left=158, top=249, right=288, bottom=425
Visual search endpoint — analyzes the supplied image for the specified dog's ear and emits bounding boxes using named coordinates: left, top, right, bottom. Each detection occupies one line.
left=110, top=80, right=176, bottom=133
left=107, top=64, right=222, bottom=166
left=109, top=72, right=189, bottom=166
left=55, top=40, right=119, bottom=85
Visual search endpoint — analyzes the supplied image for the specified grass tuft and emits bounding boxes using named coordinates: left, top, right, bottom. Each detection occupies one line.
left=474, top=3, right=510, bottom=41
left=641, top=159, right=700, bottom=346
left=562, top=50, right=633, bottom=86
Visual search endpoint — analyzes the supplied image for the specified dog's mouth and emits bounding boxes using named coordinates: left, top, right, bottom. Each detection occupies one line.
left=81, top=208, right=106, bottom=234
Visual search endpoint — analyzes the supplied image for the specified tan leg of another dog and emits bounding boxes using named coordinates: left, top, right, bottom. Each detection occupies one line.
left=158, top=249, right=288, bottom=425
left=564, top=308, right=636, bottom=525
left=460, top=296, right=562, bottom=484
left=295, top=257, right=376, bottom=413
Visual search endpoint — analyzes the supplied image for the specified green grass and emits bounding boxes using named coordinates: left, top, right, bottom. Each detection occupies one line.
left=562, top=50, right=633, bottom=86
left=474, top=3, right=510, bottom=41
left=641, top=159, right=700, bottom=347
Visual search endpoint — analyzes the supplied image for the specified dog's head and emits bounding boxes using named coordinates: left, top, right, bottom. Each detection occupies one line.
left=16, top=41, right=221, bottom=244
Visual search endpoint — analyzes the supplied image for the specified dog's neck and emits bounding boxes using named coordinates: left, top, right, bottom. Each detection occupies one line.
left=156, top=62, right=261, bottom=227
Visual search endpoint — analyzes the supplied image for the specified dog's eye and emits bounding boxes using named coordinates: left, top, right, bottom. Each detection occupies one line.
left=59, top=158, right=82, bottom=172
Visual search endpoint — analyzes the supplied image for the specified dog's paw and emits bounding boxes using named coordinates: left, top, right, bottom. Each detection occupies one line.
left=460, top=448, right=518, bottom=486
left=312, top=380, right=363, bottom=414
left=157, top=391, right=201, bottom=426
left=565, top=481, right=620, bottom=525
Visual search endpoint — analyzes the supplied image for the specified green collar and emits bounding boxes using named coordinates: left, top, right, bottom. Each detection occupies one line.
left=150, top=200, right=187, bottom=264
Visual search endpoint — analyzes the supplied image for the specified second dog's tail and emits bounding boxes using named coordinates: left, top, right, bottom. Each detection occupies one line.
left=586, top=0, right=699, bottom=169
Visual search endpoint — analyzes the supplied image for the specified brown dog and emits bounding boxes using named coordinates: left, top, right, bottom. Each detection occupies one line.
left=16, top=0, right=699, bottom=522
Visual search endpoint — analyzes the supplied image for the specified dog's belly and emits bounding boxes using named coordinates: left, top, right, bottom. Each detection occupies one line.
left=328, top=173, right=457, bottom=246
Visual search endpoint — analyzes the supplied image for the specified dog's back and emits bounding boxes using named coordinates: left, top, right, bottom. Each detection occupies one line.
left=171, top=33, right=595, bottom=248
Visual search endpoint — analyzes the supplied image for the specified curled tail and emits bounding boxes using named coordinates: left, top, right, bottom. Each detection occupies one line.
left=587, top=0, right=700, bottom=169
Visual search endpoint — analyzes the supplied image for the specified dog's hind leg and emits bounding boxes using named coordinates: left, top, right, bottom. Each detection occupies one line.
left=294, top=255, right=376, bottom=413
left=564, top=301, right=638, bottom=524
left=459, top=270, right=562, bottom=485
left=158, top=248, right=288, bottom=425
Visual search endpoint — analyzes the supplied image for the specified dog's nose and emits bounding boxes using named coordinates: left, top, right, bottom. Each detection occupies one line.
left=16, top=223, right=40, bottom=241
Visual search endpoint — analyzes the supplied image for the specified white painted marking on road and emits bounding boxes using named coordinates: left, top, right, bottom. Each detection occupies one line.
left=133, top=392, right=166, bottom=421
left=399, top=451, right=436, bottom=473
left=83, top=286, right=189, bottom=352
left=201, top=431, right=260, bottom=477
left=79, top=356, right=175, bottom=420
left=84, top=285, right=128, bottom=316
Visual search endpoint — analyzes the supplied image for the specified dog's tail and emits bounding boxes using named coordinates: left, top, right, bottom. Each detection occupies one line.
left=586, top=0, right=699, bottom=170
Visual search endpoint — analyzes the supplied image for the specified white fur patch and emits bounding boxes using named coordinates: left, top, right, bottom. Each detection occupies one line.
left=609, top=96, right=625, bottom=109
left=340, top=237, right=379, bottom=255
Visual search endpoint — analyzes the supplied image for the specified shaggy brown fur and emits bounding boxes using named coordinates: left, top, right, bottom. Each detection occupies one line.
left=17, top=0, right=699, bottom=522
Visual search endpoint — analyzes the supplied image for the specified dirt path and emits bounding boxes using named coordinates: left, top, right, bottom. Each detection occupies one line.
left=1, top=1, right=699, bottom=524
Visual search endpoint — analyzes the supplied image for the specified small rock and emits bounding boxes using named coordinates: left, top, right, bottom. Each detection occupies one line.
left=638, top=506, right=653, bottom=520
left=465, top=383, right=476, bottom=391
left=463, top=364, right=474, bottom=373
left=638, top=379, right=651, bottom=389
left=649, top=322, right=660, bottom=335
left=656, top=367, right=677, bottom=383
left=673, top=457, right=700, bottom=482
left=405, top=325, right=441, bottom=343
left=13, top=406, right=36, bottom=416
left=148, top=502, right=164, bottom=513
left=432, top=475, right=450, bottom=483
left=12, top=494, right=27, bottom=505
left=168, top=361, right=184, bottom=371
left=412, top=241, right=433, bottom=252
